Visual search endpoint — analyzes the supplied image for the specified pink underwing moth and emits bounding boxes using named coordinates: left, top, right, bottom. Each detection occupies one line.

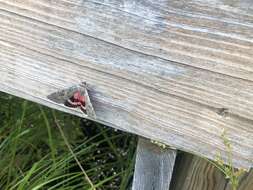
left=47, top=82, right=96, bottom=119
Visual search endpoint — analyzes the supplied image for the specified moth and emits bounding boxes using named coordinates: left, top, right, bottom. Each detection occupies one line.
left=47, top=82, right=96, bottom=119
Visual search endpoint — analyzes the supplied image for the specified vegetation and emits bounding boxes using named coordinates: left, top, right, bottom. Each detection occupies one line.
left=0, top=92, right=137, bottom=190
left=151, top=130, right=247, bottom=190
left=207, top=129, right=246, bottom=190
left=0, top=92, right=248, bottom=190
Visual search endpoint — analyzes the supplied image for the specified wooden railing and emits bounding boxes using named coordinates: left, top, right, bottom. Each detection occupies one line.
left=0, top=0, right=252, bottom=189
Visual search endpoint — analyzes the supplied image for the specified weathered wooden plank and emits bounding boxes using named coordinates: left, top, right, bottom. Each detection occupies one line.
left=132, top=138, right=177, bottom=190
left=171, top=153, right=253, bottom=190
left=170, top=153, right=227, bottom=190
left=0, top=1, right=252, bottom=169
left=1, top=7, right=253, bottom=121
left=0, top=1, right=253, bottom=123
left=0, top=39, right=252, bottom=169
left=0, top=0, right=253, bottom=81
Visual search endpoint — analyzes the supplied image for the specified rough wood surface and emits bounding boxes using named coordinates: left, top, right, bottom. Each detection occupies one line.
left=1, top=0, right=253, bottom=80
left=132, top=138, right=177, bottom=190
left=171, top=153, right=227, bottom=190
left=171, top=153, right=253, bottom=190
left=235, top=168, right=253, bottom=190
left=0, top=0, right=252, bottom=169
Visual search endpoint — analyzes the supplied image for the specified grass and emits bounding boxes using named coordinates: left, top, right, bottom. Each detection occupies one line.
left=205, top=129, right=246, bottom=190
left=0, top=92, right=137, bottom=190
left=0, top=92, right=248, bottom=190
left=150, top=130, right=247, bottom=190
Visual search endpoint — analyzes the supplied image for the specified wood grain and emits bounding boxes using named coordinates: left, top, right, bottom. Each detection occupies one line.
left=132, top=138, right=177, bottom=190
left=0, top=0, right=253, bottom=80
left=171, top=153, right=253, bottom=190
left=0, top=0, right=253, bottom=120
left=0, top=1, right=252, bottom=169
left=171, top=153, right=227, bottom=190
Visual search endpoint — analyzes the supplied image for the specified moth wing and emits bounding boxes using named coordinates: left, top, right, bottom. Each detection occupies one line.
left=47, top=82, right=96, bottom=118
left=47, top=85, right=82, bottom=104
left=84, top=87, right=96, bottom=119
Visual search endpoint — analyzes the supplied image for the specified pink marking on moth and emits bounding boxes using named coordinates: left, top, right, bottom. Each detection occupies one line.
left=47, top=82, right=96, bottom=119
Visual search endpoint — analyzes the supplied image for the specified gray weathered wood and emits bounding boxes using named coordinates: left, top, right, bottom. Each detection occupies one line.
left=170, top=153, right=253, bottom=190
left=132, top=138, right=177, bottom=190
left=170, top=153, right=227, bottom=190
left=0, top=0, right=252, bottom=169
left=1, top=0, right=253, bottom=81
left=1, top=0, right=253, bottom=120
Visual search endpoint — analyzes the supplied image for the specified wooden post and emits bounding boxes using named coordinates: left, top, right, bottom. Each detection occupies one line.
left=170, top=152, right=253, bottom=190
left=170, top=153, right=226, bottom=190
left=132, top=138, right=177, bottom=190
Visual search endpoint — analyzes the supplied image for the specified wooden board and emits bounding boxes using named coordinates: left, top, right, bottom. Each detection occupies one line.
left=171, top=153, right=227, bottom=190
left=1, top=0, right=253, bottom=81
left=171, top=152, right=253, bottom=190
left=0, top=0, right=252, bottom=169
left=132, top=138, right=177, bottom=190
left=235, top=168, right=253, bottom=190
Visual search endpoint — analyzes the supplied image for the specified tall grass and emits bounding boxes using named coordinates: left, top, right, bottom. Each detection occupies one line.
left=0, top=92, right=137, bottom=190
